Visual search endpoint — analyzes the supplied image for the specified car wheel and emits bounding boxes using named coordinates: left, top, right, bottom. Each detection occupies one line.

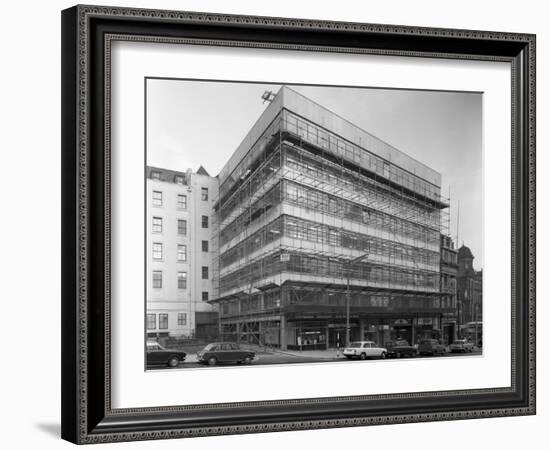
left=359, top=353, right=367, bottom=360
left=168, top=356, right=180, bottom=367
left=207, top=356, right=217, bottom=366
left=380, top=352, right=386, bottom=359
left=243, top=356, right=252, bottom=365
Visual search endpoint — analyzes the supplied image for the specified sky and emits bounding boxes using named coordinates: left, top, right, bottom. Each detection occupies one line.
left=146, top=79, right=483, bottom=269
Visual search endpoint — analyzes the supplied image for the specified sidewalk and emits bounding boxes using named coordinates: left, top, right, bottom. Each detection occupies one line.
left=271, top=348, right=346, bottom=359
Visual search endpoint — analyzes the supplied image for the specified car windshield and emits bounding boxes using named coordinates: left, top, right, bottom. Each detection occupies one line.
left=203, top=344, right=217, bottom=351
left=349, top=342, right=362, bottom=348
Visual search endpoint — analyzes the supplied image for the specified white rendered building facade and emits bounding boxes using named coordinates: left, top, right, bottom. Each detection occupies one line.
left=146, top=166, right=218, bottom=338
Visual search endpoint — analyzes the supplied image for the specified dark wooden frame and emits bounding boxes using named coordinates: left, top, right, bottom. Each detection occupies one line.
left=61, top=4, right=536, bottom=444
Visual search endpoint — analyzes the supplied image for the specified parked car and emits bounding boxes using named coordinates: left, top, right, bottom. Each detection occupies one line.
left=146, top=341, right=186, bottom=368
left=449, top=339, right=475, bottom=353
left=343, top=341, right=387, bottom=360
left=197, top=342, right=255, bottom=366
left=386, top=339, right=417, bottom=358
left=418, top=339, right=446, bottom=356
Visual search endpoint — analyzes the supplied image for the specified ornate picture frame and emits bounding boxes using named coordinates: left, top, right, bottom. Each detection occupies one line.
left=61, top=5, right=535, bottom=444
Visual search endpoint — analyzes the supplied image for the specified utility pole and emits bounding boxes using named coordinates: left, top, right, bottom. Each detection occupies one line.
left=345, top=252, right=370, bottom=347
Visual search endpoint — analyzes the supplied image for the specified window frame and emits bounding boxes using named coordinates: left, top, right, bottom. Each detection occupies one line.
left=152, top=190, right=163, bottom=207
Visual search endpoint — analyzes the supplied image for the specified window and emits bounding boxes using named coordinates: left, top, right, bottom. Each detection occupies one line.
left=177, top=219, right=187, bottom=236
left=177, top=313, right=187, bottom=326
left=201, top=266, right=209, bottom=280
left=177, top=271, right=187, bottom=289
left=175, top=175, right=185, bottom=185
left=146, top=313, right=156, bottom=330
left=177, top=194, right=187, bottom=210
left=177, top=244, right=187, bottom=262
left=152, top=242, right=163, bottom=260
left=159, top=314, right=168, bottom=330
left=201, top=187, right=209, bottom=201
left=152, top=271, right=162, bottom=288
left=152, top=190, right=163, bottom=207
left=152, top=216, right=163, bottom=233
left=201, top=240, right=209, bottom=252
left=201, top=215, right=209, bottom=228
left=202, top=291, right=209, bottom=301
left=151, top=171, right=161, bottom=180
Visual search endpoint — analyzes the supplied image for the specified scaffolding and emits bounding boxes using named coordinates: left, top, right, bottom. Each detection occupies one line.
left=211, top=107, right=452, bottom=347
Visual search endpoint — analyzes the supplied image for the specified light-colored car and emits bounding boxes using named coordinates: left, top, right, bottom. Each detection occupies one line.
left=449, top=339, right=475, bottom=353
left=343, top=341, right=387, bottom=360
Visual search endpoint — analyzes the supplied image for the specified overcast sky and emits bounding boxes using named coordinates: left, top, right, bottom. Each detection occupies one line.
left=146, top=79, right=483, bottom=269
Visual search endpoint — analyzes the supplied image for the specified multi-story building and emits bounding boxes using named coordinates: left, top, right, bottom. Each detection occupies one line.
left=209, top=86, right=453, bottom=350
left=457, top=244, right=483, bottom=339
left=440, top=234, right=458, bottom=344
left=146, top=166, right=218, bottom=339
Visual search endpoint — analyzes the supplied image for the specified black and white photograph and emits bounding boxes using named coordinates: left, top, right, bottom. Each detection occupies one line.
left=145, top=79, right=483, bottom=369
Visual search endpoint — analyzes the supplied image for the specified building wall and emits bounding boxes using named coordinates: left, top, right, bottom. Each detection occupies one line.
left=146, top=167, right=218, bottom=338
left=440, top=234, right=458, bottom=343
left=456, top=246, right=483, bottom=332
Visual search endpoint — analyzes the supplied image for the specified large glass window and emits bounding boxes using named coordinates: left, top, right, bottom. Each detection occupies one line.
left=152, top=242, right=163, bottom=260
left=201, top=187, right=208, bottom=201
left=152, top=216, right=162, bottom=233
left=201, top=240, right=209, bottom=252
left=220, top=249, right=439, bottom=294
left=177, top=194, right=187, bottom=210
left=177, top=219, right=187, bottom=236
left=152, top=270, right=162, bottom=288
left=152, top=190, right=163, bottom=207
left=177, top=313, right=187, bottom=326
left=202, top=266, right=209, bottom=280
left=159, top=314, right=168, bottom=330
left=201, top=215, right=209, bottom=228
left=146, top=313, right=156, bottom=330
left=177, top=271, right=187, bottom=289
left=177, top=245, right=187, bottom=262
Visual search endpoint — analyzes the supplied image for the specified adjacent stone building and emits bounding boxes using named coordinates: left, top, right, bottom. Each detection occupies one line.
left=456, top=244, right=483, bottom=340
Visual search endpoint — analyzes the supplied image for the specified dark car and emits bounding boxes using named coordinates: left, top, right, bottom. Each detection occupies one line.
left=449, top=339, right=475, bottom=353
left=418, top=339, right=446, bottom=356
left=386, top=339, right=417, bottom=358
left=197, top=342, right=255, bottom=366
left=146, top=341, right=186, bottom=368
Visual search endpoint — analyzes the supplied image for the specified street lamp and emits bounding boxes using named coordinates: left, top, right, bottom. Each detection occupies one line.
left=345, top=252, right=370, bottom=347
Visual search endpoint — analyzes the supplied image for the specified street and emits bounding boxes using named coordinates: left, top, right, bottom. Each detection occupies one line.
left=148, top=348, right=482, bottom=370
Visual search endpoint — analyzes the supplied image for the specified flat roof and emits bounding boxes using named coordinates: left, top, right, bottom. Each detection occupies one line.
left=217, top=86, right=441, bottom=187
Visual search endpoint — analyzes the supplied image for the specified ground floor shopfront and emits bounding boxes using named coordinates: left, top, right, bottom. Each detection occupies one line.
left=214, top=283, right=454, bottom=350
left=219, top=313, right=448, bottom=350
